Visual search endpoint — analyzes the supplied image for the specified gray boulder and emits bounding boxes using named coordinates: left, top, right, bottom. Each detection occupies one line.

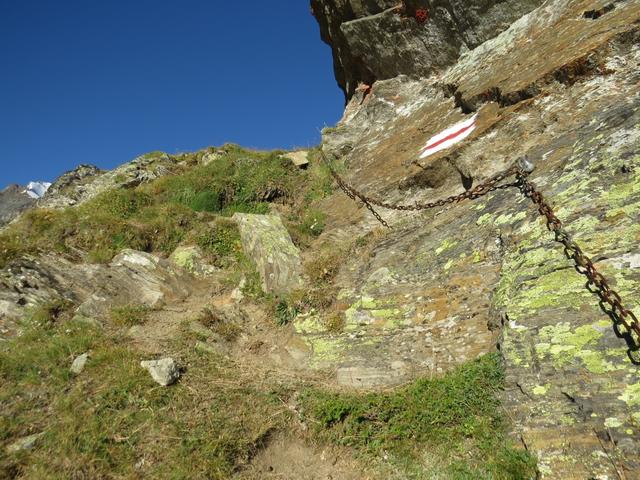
left=0, top=249, right=193, bottom=338
left=140, top=358, right=181, bottom=386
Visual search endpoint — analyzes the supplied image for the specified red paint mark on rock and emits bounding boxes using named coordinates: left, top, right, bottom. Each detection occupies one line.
left=415, top=8, right=429, bottom=24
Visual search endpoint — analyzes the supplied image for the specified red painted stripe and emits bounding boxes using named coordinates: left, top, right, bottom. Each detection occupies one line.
left=421, top=120, right=476, bottom=152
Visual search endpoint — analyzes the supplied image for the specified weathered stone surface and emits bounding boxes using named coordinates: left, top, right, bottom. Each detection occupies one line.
left=140, top=358, right=181, bottom=386
left=170, top=245, right=217, bottom=277
left=312, top=0, right=543, bottom=99
left=0, top=249, right=193, bottom=338
left=0, top=184, right=36, bottom=227
left=302, top=1, right=640, bottom=476
left=38, top=152, right=175, bottom=209
left=232, top=213, right=303, bottom=295
left=70, top=353, right=89, bottom=374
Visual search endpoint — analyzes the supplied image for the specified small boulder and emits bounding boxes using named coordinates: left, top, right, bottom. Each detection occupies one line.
left=282, top=150, right=310, bottom=168
left=70, top=353, right=89, bottom=374
left=140, top=358, right=181, bottom=386
left=230, top=277, right=246, bottom=302
left=6, top=433, right=44, bottom=453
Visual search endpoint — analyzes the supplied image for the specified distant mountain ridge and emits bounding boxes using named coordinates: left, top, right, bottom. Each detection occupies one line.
left=0, top=183, right=41, bottom=226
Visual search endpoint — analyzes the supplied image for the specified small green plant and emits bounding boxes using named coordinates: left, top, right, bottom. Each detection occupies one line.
left=240, top=265, right=266, bottom=299
left=305, top=250, right=343, bottom=284
left=110, top=304, right=151, bottom=327
left=274, top=299, right=299, bottom=326
left=26, top=299, right=73, bottom=326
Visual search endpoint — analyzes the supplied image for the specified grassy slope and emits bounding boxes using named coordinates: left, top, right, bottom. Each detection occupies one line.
left=0, top=145, right=331, bottom=268
left=0, top=146, right=536, bottom=479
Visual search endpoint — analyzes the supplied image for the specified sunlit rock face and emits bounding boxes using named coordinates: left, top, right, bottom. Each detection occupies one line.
left=311, top=0, right=640, bottom=476
left=311, top=0, right=544, bottom=100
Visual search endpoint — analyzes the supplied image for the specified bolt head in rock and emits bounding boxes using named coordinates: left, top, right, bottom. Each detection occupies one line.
left=140, top=358, right=181, bottom=386
left=70, top=353, right=89, bottom=374
left=516, top=155, right=535, bottom=173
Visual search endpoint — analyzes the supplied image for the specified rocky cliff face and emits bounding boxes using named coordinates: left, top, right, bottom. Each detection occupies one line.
left=312, top=0, right=544, bottom=99
left=311, top=0, right=640, bottom=477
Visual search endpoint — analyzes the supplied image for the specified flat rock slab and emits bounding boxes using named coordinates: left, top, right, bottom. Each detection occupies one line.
left=232, top=213, right=303, bottom=295
left=282, top=151, right=310, bottom=168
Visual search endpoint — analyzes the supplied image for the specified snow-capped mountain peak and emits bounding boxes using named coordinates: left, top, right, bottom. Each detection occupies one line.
left=24, top=181, right=52, bottom=199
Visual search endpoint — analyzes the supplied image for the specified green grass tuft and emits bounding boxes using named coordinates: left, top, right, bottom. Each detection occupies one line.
left=300, top=353, right=537, bottom=479
left=110, top=305, right=151, bottom=327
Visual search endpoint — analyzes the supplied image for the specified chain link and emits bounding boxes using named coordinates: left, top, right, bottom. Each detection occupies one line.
left=321, top=151, right=639, bottom=357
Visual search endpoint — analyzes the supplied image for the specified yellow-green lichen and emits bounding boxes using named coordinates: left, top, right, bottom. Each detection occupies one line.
left=604, top=417, right=623, bottom=428
left=476, top=213, right=492, bottom=226
left=493, top=211, right=527, bottom=226
left=435, top=239, right=458, bottom=255
left=600, top=167, right=640, bottom=208
left=305, top=336, right=348, bottom=367
left=618, top=383, right=640, bottom=408
left=344, top=296, right=406, bottom=331
left=501, top=330, right=531, bottom=368
left=295, top=314, right=326, bottom=334
left=171, top=248, right=197, bottom=272
left=535, top=321, right=628, bottom=373
left=532, top=384, right=549, bottom=395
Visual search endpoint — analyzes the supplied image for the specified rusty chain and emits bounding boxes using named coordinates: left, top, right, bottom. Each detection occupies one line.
left=321, top=152, right=640, bottom=357
left=321, top=152, right=519, bottom=227
left=516, top=171, right=640, bottom=356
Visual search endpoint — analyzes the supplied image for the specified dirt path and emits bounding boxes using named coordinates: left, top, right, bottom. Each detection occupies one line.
left=236, top=434, right=380, bottom=480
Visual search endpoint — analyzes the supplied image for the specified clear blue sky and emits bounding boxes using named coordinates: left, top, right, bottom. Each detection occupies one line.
left=0, top=0, right=344, bottom=187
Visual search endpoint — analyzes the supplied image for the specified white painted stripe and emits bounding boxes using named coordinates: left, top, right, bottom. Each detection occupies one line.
left=419, top=114, right=478, bottom=159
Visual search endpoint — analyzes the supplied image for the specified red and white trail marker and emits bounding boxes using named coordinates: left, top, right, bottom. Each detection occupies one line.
left=419, top=114, right=478, bottom=159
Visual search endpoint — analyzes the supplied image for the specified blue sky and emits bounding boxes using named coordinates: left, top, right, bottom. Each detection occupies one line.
left=0, top=0, right=344, bottom=187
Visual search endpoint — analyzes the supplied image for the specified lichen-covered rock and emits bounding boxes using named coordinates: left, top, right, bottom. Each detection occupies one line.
left=232, top=213, right=303, bottom=295
left=140, top=358, right=180, bottom=386
left=169, top=245, right=217, bottom=277
left=311, top=0, right=543, bottom=99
